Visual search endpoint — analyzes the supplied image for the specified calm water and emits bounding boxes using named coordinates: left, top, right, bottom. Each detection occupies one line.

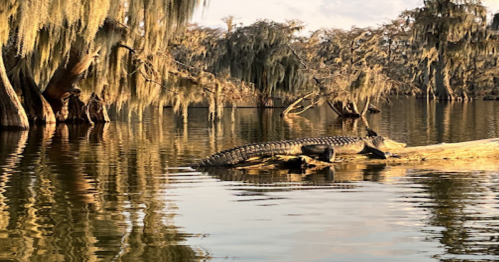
left=1, top=97, right=499, bottom=261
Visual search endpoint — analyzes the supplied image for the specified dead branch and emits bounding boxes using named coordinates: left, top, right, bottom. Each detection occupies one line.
left=281, top=92, right=316, bottom=117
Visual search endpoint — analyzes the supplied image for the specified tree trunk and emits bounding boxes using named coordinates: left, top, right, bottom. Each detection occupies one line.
left=43, top=47, right=100, bottom=121
left=3, top=46, right=56, bottom=125
left=417, top=62, right=434, bottom=99
left=492, top=77, right=499, bottom=95
left=360, top=97, right=371, bottom=116
left=257, top=94, right=274, bottom=108
left=88, top=93, right=110, bottom=123
left=67, top=92, right=93, bottom=124
left=0, top=49, right=29, bottom=129
left=434, top=51, right=454, bottom=101
left=18, top=65, right=56, bottom=124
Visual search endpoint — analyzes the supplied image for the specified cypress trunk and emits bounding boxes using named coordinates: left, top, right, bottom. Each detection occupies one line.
left=0, top=49, right=29, bottom=129
left=257, top=94, right=274, bottom=108
left=88, top=93, right=110, bottom=123
left=434, top=51, right=455, bottom=101
left=43, top=48, right=100, bottom=121
left=67, top=92, right=93, bottom=124
left=418, top=61, right=435, bottom=100
left=18, top=66, right=56, bottom=124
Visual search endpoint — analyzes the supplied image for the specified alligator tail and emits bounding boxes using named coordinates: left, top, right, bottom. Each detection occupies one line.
left=195, top=141, right=296, bottom=167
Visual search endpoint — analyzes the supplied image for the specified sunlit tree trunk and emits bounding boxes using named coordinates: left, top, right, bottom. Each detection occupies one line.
left=67, top=92, right=93, bottom=123
left=2, top=46, right=56, bottom=124
left=417, top=59, right=435, bottom=100
left=434, top=51, right=454, bottom=101
left=0, top=49, right=29, bottom=129
left=257, top=69, right=274, bottom=108
left=88, top=93, right=111, bottom=123
left=43, top=48, right=100, bottom=121
left=18, top=66, right=56, bottom=124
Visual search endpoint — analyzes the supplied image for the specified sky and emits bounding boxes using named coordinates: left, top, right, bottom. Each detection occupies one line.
left=192, top=0, right=499, bottom=33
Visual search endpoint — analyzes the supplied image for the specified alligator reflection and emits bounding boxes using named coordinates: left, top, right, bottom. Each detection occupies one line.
left=197, top=163, right=392, bottom=191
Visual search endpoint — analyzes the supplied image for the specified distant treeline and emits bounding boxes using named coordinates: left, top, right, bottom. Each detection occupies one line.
left=171, top=0, right=499, bottom=112
left=1, top=0, right=498, bottom=129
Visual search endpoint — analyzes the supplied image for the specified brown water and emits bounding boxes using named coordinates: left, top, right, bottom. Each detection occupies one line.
left=1, top=97, right=499, bottom=261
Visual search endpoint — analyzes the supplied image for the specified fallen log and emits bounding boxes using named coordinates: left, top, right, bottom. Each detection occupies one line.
left=350, top=137, right=499, bottom=164
left=229, top=138, right=499, bottom=169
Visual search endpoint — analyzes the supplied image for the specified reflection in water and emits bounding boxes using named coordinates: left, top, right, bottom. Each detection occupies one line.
left=0, top=123, right=203, bottom=261
left=198, top=164, right=393, bottom=190
left=411, top=172, right=499, bottom=260
left=0, top=98, right=498, bottom=261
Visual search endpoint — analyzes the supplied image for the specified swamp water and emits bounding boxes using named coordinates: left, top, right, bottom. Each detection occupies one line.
left=0, top=97, right=499, bottom=261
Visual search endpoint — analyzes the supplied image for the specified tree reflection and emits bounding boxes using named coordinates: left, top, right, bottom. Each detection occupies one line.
left=414, top=172, right=499, bottom=257
left=0, top=100, right=498, bottom=261
left=0, top=122, right=205, bottom=261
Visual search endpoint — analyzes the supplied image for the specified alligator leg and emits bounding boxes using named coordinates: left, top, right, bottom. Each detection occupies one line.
left=364, top=145, right=388, bottom=159
left=301, top=145, right=336, bottom=162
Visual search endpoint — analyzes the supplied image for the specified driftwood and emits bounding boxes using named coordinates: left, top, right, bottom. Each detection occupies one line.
left=281, top=92, right=317, bottom=117
left=374, top=138, right=499, bottom=163
left=231, top=138, right=499, bottom=169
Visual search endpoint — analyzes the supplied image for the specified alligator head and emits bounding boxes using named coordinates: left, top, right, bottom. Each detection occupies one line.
left=365, top=128, right=407, bottom=152
left=371, top=136, right=407, bottom=151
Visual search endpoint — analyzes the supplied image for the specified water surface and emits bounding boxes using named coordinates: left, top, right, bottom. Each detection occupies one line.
left=0, top=97, right=499, bottom=261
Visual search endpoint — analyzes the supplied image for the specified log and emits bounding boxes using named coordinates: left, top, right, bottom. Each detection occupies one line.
left=333, top=138, right=499, bottom=164
left=229, top=138, right=499, bottom=169
left=235, top=155, right=335, bottom=170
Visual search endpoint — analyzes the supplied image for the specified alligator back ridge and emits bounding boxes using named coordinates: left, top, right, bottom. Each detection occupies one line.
left=195, top=136, right=366, bottom=167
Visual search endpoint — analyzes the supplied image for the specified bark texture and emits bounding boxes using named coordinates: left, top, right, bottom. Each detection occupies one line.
left=18, top=67, right=56, bottom=124
left=67, top=91, right=93, bottom=123
left=435, top=51, right=455, bottom=100
left=88, top=93, right=110, bottom=123
left=43, top=48, right=100, bottom=120
left=0, top=49, right=29, bottom=129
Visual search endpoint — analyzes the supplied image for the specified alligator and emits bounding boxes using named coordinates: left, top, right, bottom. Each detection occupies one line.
left=194, top=129, right=406, bottom=167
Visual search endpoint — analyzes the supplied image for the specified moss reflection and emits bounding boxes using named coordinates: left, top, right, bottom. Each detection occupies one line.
left=415, top=172, right=499, bottom=257
left=0, top=122, right=206, bottom=261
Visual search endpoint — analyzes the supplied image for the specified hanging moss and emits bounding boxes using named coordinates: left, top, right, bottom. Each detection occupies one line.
left=2, top=0, right=201, bottom=119
left=211, top=20, right=316, bottom=104
left=406, top=0, right=499, bottom=99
